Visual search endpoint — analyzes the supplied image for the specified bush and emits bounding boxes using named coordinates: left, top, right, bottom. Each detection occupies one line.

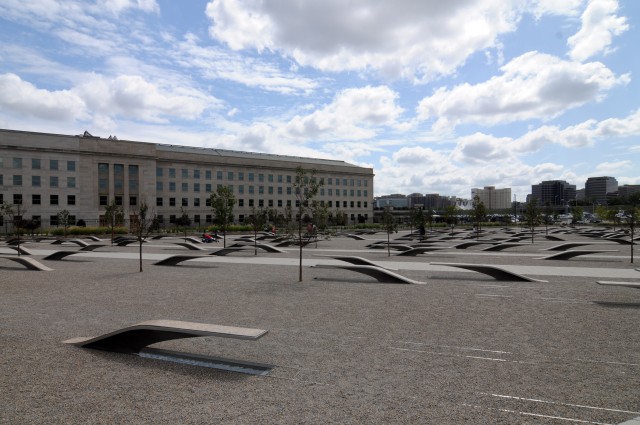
left=50, top=226, right=128, bottom=236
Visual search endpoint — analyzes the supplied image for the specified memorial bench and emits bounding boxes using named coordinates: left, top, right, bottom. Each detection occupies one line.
left=596, top=281, right=640, bottom=289
left=0, top=255, right=53, bottom=271
left=430, top=262, right=547, bottom=282
left=482, top=243, right=529, bottom=252
left=313, top=254, right=397, bottom=270
left=63, top=320, right=271, bottom=375
left=537, top=249, right=619, bottom=260
left=312, top=264, right=425, bottom=284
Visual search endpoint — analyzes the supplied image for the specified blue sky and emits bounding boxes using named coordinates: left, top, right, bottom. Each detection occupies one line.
left=0, top=0, right=638, bottom=200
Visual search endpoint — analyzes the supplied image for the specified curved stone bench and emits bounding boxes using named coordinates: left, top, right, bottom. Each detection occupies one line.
left=452, top=242, right=499, bottom=250
left=8, top=246, right=33, bottom=255
left=173, top=242, right=206, bottom=251
left=63, top=320, right=271, bottom=375
left=313, top=255, right=397, bottom=270
left=545, top=242, right=597, bottom=251
left=43, top=251, right=83, bottom=261
left=312, top=264, right=425, bottom=284
left=596, top=281, right=640, bottom=289
left=430, top=262, right=547, bottom=282
left=537, top=249, right=619, bottom=260
left=154, top=255, right=211, bottom=266
left=209, top=247, right=247, bottom=256
left=482, top=243, right=529, bottom=252
left=396, top=246, right=447, bottom=256
left=0, top=255, right=53, bottom=271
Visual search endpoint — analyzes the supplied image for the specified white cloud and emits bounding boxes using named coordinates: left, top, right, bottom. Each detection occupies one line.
left=74, top=75, right=219, bottom=123
left=596, top=160, right=632, bottom=173
left=568, top=0, right=628, bottom=61
left=417, top=51, right=629, bottom=130
left=284, top=86, right=404, bottom=141
left=529, top=0, right=585, bottom=19
left=205, top=0, right=522, bottom=82
left=0, top=73, right=87, bottom=121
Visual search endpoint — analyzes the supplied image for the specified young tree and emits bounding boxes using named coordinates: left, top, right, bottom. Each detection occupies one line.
left=443, top=205, right=459, bottom=236
left=411, top=207, right=426, bottom=240
left=382, top=206, right=398, bottom=257
left=292, top=167, right=322, bottom=282
left=524, top=199, right=541, bottom=244
left=131, top=200, right=158, bottom=272
left=247, top=206, right=268, bottom=255
left=623, top=193, right=640, bottom=263
left=57, top=209, right=72, bottom=238
left=3, top=203, right=27, bottom=256
left=104, top=200, right=124, bottom=245
left=210, top=185, right=236, bottom=248
left=470, top=195, right=487, bottom=240
left=571, top=206, right=584, bottom=224
left=175, top=208, right=192, bottom=242
left=543, top=202, right=554, bottom=235
left=425, top=208, right=434, bottom=232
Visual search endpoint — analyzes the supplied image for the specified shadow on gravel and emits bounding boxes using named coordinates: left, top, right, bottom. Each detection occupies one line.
left=593, top=301, right=640, bottom=309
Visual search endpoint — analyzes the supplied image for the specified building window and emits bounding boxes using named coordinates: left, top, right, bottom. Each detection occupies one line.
left=259, top=186, right=264, bottom=194
left=205, top=184, right=212, bottom=192
left=238, top=199, right=244, bottom=207
left=50, top=215, right=58, bottom=226
left=258, top=199, right=264, bottom=207
left=206, top=198, right=211, bottom=207
left=156, top=167, right=163, bottom=177
left=278, top=175, right=283, bottom=183
left=194, top=214, right=200, bottom=223
left=32, top=158, right=41, bottom=169
left=115, top=196, right=123, bottom=206
left=287, top=175, right=292, bottom=183
left=182, top=168, right=188, bottom=179
left=67, top=160, right=76, bottom=172
left=277, top=200, right=282, bottom=207
left=182, top=182, right=188, bottom=192
left=268, top=199, right=273, bottom=207
left=227, top=171, right=234, bottom=180
left=249, top=199, right=254, bottom=207
left=258, top=174, right=264, bottom=182
left=99, top=196, right=108, bottom=206
left=238, top=172, right=244, bottom=181
left=169, top=168, right=176, bottom=178
left=156, top=197, right=163, bottom=206
left=268, top=186, right=273, bottom=194
left=128, top=165, right=139, bottom=194
left=205, top=170, right=211, bottom=179
left=268, top=174, right=274, bottom=183
left=248, top=172, right=254, bottom=181
left=13, top=158, right=22, bottom=169
left=194, top=183, right=200, bottom=192
left=278, top=187, right=283, bottom=195
left=13, top=175, right=22, bottom=186
left=194, top=198, right=200, bottom=207
left=169, top=215, right=176, bottom=223
left=114, top=164, right=124, bottom=193
left=32, top=176, right=40, bottom=187
left=194, top=169, right=200, bottom=179
left=67, top=177, right=76, bottom=188
left=157, top=181, right=163, bottom=191
left=249, top=186, right=254, bottom=194
left=50, top=194, right=59, bottom=205
left=50, top=159, right=58, bottom=170
left=32, top=194, right=41, bottom=205
left=206, top=214, right=212, bottom=223
left=50, top=176, right=58, bottom=188
left=0, top=174, right=3, bottom=186
left=169, top=182, right=176, bottom=192
left=129, top=196, right=137, bottom=206
left=169, top=198, right=176, bottom=207
left=98, top=163, right=108, bottom=193
left=182, top=198, right=188, bottom=207
left=14, top=194, right=22, bottom=204
left=68, top=195, right=76, bottom=205
left=217, top=171, right=223, bottom=180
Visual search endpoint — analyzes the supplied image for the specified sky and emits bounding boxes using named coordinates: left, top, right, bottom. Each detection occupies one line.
left=0, top=0, right=638, bottom=201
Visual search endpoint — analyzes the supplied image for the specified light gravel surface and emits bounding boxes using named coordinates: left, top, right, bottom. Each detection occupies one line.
left=1, top=227, right=639, bottom=424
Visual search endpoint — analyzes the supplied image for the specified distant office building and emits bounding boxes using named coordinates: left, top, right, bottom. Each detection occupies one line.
left=614, top=185, right=640, bottom=200
left=471, top=186, right=511, bottom=210
left=374, top=194, right=408, bottom=209
left=531, top=180, right=576, bottom=206
left=408, top=193, right=455, bottom=210
left=576, top=188, right=585, bottom=201
left=585, top=176, right=618, bottom=204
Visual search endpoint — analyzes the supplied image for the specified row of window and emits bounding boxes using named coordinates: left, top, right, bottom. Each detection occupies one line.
left=6, top=193, right=76, bottom=206
left=157, top=181, right=368, bottom=197
left=154, top=212, right=368, bottom=225
left=154, top=197, right=368, bottom=209
left=3, top=158, right=76, bottom=171
left=157, top=167, right=368, bottom=187
left=1, top=175, right=76, bottom=188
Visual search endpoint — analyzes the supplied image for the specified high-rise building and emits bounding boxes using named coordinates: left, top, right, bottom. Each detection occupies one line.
left=471, top=186, right=511, bottom=210
left=0, top=129, right=374, bottom=229
left=530, top=180, right=576, bottom=206
left=585, top=176, right=618, bottom=204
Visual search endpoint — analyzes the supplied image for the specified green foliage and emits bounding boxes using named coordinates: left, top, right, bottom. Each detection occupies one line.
left=50, top=226, right=127, bottom=236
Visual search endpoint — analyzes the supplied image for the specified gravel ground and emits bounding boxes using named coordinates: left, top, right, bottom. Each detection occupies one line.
left=1, top=228, right=639, bottom=424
